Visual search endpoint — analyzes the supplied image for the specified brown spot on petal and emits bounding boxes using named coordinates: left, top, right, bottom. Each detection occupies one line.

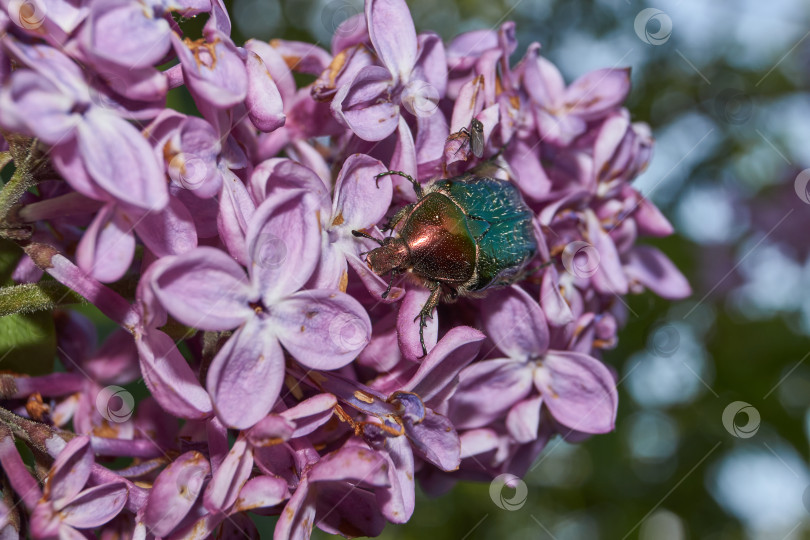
left=93, top=420, right=118, bottom=438
left=353, top=390, right=375, bottom=404
left=183, top=37, right=221, bottom=70
left=327, top=50, right=348, bottom=87
left=305, top=311, right=318, bottom=319
left=339, top=271, right=349, bottom=293
left=300, top=325, right=305, bottom=332
left=331, top=212, right=345, bottom=227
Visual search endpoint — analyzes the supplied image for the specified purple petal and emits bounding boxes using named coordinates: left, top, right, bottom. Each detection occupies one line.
left=480, top=285, right=549, bottom=359
left=0, top=433, right=42, bottom=510
left=331, top=65, right=399, bottom=141
left=406, top=409, right=460, bottom=471
left=272, top=289, right=371, bottom=370
left=397, top=287, right=438, bottom=361
left=206, top=318, right=285, bottom=429
left=234, top=475, right=288, bottom=511
left=366, top=0, right=417, bottom=83
left=217, top=167, right=256, bottom=265
left=245, top=50, right=286, bottom=133
left=459, top=429, right=499, bottom=459
left=593, top=113, right=630, bottom=184
left=506, top=396, right=542, bottom=443
left=535, top=108, right=587, bottom=146
left=281, top=394, right=337, bottom=438
left=61, top=482, right=128, bottom=528
left=565, top=68, right=630, bottom=119
left=540, top=266, right=575, bottom=327
left=247, top=190, right=321, bottom=303
left=504, top=140, right=551, bottom=202
left=150, top=247, right=254, bottom=331
left=376, top=435, right=414, bottom=524
left=412, top=32, right=447, bottom=98
left=76, top=109, right=168, bottom=210
left=390, top=115, right=417, bottom=182
left=523, top=51, right=565, bottom=108
left=244, top=39, right=296, bottom=102
left=450, top=359, right=533, bottom=429
left=535, top=351, right=617, bottom=434
left=333, top=153, right=390, bottom=230
left=171, top=32, right=247, bottom=109
left=76, top=203, right=134, bottom=283
left=4, top=40, right=88, bottom=100
left=249, top=158, right=329, bottom=206
left=404, top=326, right=485, bottom=406
left=138, top=330, right=213, bottom=419
left=247, top=415, right=295, bottom=446
left=0, top=70, right=78, bottom=144
left=135, top=195, right=198, bottom=258
left=48, top=436, right=93, bottom=510
left=449, top=75, right=483, bottom=132
left=80, top=0, right=170, bottom=68
left=634, top=196, right=674, bottom=237
left=624, top=245, right=692, bottom=299
left=415, top=110, right=448, bottom=178
left=586, top=210, right=629, bottom=295
left=203, top=436, right=253, bottom=512
left=274, top=478, right=315, bottom=540
left=143, top=451, right=209, bottom=537
left=308, top=445, right=389, bottom=487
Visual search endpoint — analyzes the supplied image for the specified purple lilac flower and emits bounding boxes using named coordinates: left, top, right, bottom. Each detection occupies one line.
left=0, top=0, right=692, bottom=537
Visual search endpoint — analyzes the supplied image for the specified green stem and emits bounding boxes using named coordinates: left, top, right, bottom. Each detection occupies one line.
left=0, top=138, right=40, bottom=223
left=0, top=281, right=87, bottom=316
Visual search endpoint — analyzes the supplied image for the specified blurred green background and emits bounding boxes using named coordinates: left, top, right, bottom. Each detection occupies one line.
left=223, top=0, right=810, bottom=538
left=5, top=0, right=806, bottom=538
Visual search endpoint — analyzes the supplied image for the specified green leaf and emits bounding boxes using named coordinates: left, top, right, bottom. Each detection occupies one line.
left=0, top=310, right=55, bottom=375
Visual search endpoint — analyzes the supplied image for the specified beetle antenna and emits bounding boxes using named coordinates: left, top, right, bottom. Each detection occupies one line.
left=381, top=271, right=398, bottom=299
left=376, top=170, right=424, bottom=199
left=351, top=230, right=384, bottom=246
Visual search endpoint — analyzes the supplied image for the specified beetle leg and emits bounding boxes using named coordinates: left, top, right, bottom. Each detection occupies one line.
left=376, top=170, right=424, bottom=199
left=351, top=229, right=384, bottom=246
left=414, top=282, right=442, bottom=357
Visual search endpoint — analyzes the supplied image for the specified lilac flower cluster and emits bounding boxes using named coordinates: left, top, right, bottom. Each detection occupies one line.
left=0, top=0, right=690, bottom=538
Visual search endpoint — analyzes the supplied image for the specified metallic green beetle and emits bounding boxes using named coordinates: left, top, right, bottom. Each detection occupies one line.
left=353, top=169, right=538, bottom=356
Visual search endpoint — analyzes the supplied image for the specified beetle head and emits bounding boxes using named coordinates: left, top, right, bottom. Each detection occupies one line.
left=366, top=237, right=409, bottom=275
